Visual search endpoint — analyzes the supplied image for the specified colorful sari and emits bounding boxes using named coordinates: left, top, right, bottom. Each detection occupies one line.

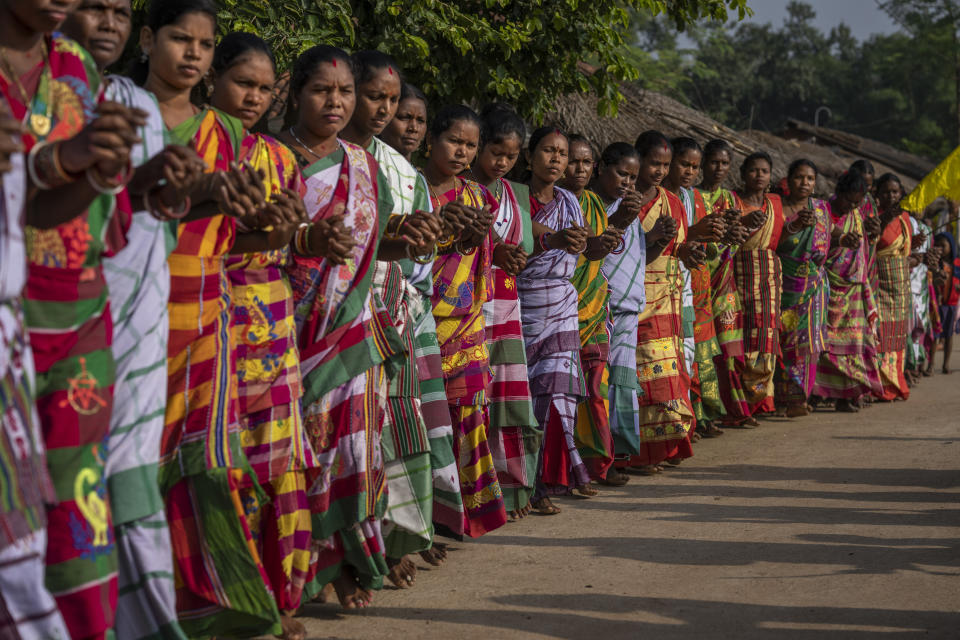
left=519, top=187, right=588, bottom=497
left=0, top=150, right=70, bottom=640
left=485, top=179, right=540, bottom=511
left=907, top=216, right=933, bottom=372
left=287, top=141, right=402, bottom=594
left=680, top=188, right=724, bottom=423
left=162, top=107, right=280, bottom=638
left=874, top=211, right=913, bottom=401
left=225, top=133, right=313, bottom=614
left=101, top=75, right=185, bottom=640
left=571, top=190, right=613, bottom=481
left=1, top=34, right=120, bottom=639
left=699, top=187, right=751, bottom=423
left=430, top=178, right=506, bottom=538
left=813, top=204, right=883, bottom=400
left=603, top=198, right=646, bottom=460
left=935, top=232, right=960, bottom=339
left=775, top=198, right=830, bottom=408
left=733, top=193, right=784, bottom=414
left=368, top=136, right=436, bottom=557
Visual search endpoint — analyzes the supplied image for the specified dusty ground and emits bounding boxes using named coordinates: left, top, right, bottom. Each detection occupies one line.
left=297, top=351, right=960, bottom=639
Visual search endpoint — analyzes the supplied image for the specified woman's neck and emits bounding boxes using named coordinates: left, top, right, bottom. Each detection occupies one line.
left=529, top=175, right=555, bottom=203
left=421, top=163, right=458, bottom=193
left=0, top=11, right=42, bottom=53
left=146, top=73, right=197, bottom=129
left=784, top=194, right=807, bottom=209
left=700, top=178, right=722, bottom=192
left=289, top=122, right=340, bottom=160
left=637, top=182, right=658, bottom=200
left=340, top=122, right=374, bottom=149
left=663, top=177, right=682, bottom=196
left=466, top=167, right=495, bottom=190
left=740, top=190, right=765, bottom=208
left=567, top=185, right=585, bottom=199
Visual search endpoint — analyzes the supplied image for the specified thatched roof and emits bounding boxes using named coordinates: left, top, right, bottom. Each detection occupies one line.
left=549, top=84, right=923, bottom=194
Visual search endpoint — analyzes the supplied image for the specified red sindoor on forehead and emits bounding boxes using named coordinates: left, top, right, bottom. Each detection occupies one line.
left=332, top=59, right=337, bottom=67
left=388, top=67, right=394, bottom=75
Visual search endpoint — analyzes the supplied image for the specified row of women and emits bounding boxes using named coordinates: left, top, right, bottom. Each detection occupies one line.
left=0, top=0, right=950, bottom=639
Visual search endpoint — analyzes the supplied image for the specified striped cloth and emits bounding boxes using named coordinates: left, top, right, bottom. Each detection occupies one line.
left=2, top=34, right=121, bottom=639
left=874, top=212, right=913, bottom=401
left=775, top=197, right=830, bottom=407
left=162, top=108, right=281, bottom=638
left=907, top=217, right=933, bottom=370
left=602, top=198, right=647, bottom=458
left=733, top=193, right=784, bottom=414
left=699, top=187, right=752, bottom=424
left=0, top=152, right=69, bottom=639
left=813, top=203, right=883, bottom=400
left=518, top=188, right=589, bottom=497
left=571, top=190, right=613, bottom=480
left=430, top=179, right=506, bottom=538
left=102, top=75, right=185, bottom=640
left=485, top=179, right=540, bottom=512
left=618, top=188, right=694, bottom=468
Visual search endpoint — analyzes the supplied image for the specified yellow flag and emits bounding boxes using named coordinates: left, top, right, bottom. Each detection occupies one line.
left=903, top=144, right=960, bottom=214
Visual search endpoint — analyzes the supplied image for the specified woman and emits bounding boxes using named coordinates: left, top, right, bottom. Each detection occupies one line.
left=812, top=171, right=883, bottom=411
left=617, top=131, right=695, bottom=475
left=697, top=139, right=753, bottom=426
left=340, top=49, right=444, bottom=585
left=421, top=105, right=506, bottom=536
left=873, top=173, right=914, bottom=401
left=733, top=152, right=784, bottom=416
left=561, top=134, right=622, bottom=485
left=380, top=82, right=427, bottom=162
left=62, top=1, right=209, bottom=636
left=594, top=142, right=645, bottom=482
left=468, top=103, right=541, bottom=518
left=278, top=45, right=405, bottom=609
left=0, top=1, right=147, bottom=635
left=663, top=137, right=725, bottom=436
left=934, top=231, right=960, bottom=373
left=138, top=1, right=284, bottom=635
left=210, top=33, right=316, bottom=636
left=518, top=127, right=593, bottom=514
left=905, top=211, right=935, bottom=382
left=775, top=159, right=831, bottom=417
left=0, top=98, right=70, bottom=640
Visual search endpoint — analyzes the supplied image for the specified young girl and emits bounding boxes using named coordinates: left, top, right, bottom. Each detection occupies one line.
left=733, top=152, right=785, bottom=416
left=775, top=159, right=831, bottom=417
left=519, top=127, right=591, bottom=514
left=468, top=103, right=540, bottom=519
left=138, top=1, right=283, bottom=635
left=0, top=0, right=145, bottom=636
left=561, top=134, right=623, bottom=487
left=210, top=32, right=316, bottom=638
left=421, top=105, right=506, bottom=536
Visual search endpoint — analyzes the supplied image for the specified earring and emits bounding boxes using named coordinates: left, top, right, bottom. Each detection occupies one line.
left=425, top=143, right=431, bottom=158
left=140, top=51, right=148, bottom=63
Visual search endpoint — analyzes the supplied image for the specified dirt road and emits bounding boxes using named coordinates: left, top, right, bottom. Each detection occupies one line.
left=299, top=355, right=960, bottom=639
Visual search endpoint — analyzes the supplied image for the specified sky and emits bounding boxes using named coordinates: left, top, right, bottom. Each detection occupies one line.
left=738, top=0, right=900, bottom=40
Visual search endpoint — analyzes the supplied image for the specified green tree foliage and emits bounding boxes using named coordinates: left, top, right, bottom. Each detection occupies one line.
left=630, top=0, right=957, bottom=160
left=137, top=0, right=749, bottom=122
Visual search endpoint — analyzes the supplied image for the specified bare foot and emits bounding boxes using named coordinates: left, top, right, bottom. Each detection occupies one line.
left=664, top=457, right=683, bottom=466
left=277, top=614, right=306, bottom=640
left=627, top=465, right=662, bottom=475
left=786, top=405, right=809, bottom=418
left=332, top=567, right=373, bottom=610
left=597, top=470, right=630, bottom=486
left=690, top=431, right=702, bottom=443
left=531, top=497, right=561, bottom=515
left=419, top=542, right=447, bottom=566
left=387, top=556, right=417, bottom=589
left=311, top=582, right=334, bottom=603
left=836, top=398, right=859, bottom=413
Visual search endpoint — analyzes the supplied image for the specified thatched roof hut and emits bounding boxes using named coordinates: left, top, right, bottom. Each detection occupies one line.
left=549, top=84, right=926, bottom=195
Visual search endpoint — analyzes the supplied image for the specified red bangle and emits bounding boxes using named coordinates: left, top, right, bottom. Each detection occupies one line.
left=539, top=232, right=552, bottom=251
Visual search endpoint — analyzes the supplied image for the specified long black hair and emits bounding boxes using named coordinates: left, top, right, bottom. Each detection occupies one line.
left=479, top=103, right=525, bottom=148
left=213, top=32, right=275, bottom=76
left=528, top=125, right=568, bottom=153
left=352, top=50, right=403, bottom=86
left=739, top=151, right=773, bottom=180
left=634, top=130, right=671, bottom=159
left=428, top=104, right=481, bottom=138
left=835, top=169, right=868, bottom=197
left=129, top=0, right=218, bottom=86
left=787, top=158, right=818, bottom=179
left=284, top=45, right=355, bottom=127
left=400, top=82, right=426, bottom=107
left=703, top=138, right=732, bottom=160
left=599, top=141, right=638, bottom=168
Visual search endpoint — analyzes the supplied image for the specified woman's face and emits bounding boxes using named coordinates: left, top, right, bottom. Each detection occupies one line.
left=350, top=66, right=401, bottom=138
left=669, top=148, right=702, bottom=190
left=210, top=51, right=275, bottom=131
left=563, top=140, right=595, bottom=193
left=835, top=189, right=864, bottom=215
left=382, top=97, right=427, bottom=157
left=427, top=119, right=479, bottom=179
left=295, top=60, right=356, bottom=140
left=596, top=156, right=639, bottom=202
left=742, top=158, right=772, bottom=193
left=788, top=165, right=817, bottom=200
left=476, top=133, right=521, bottom=183
left=937, top=237, right=951, bottom=258
left=876, top=179, right=903, bottom=212
left=2, top=0, right=78, bottom=35
left=637, top=146, right=672, bottom=190
left=141, top=11, right=215, bottom=93
left=61, top=0, right=132, bottom=69
left=703, top=149, right=731, bottom=185
left=528, top=132, right=569, bottom=186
